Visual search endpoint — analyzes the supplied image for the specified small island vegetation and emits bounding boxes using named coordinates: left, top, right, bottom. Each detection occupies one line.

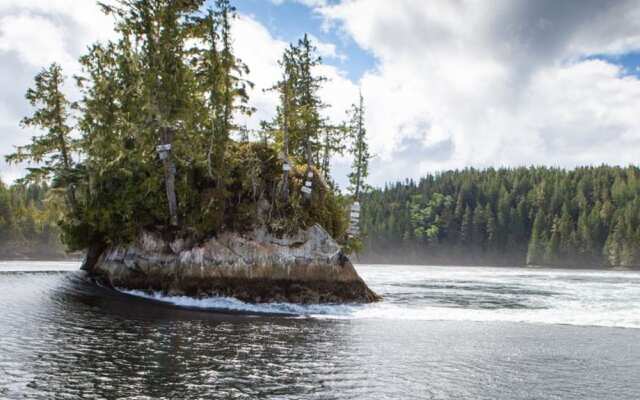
left=4, top=0, right=371, bottom=258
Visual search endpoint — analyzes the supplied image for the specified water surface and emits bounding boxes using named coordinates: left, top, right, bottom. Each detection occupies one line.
left=1, top=262, right=639, bottom=399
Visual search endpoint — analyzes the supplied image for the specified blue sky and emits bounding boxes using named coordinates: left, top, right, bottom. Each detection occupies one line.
left=235, top=0, right=376, bottom=81
left=594, top=52, right=640, bottom=77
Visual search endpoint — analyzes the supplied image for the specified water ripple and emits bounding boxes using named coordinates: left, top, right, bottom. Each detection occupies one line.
left=0, top=264, right=639, bottom=399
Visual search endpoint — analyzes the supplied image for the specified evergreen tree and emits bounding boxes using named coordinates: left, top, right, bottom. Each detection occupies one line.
left=544, top=217, right=560, bottom=265
left=360, top=166, right=640, bottom=267
left=576, top=210, right=595, bottom=261
left=100, top=0, right=206, bottom=226
left=347, top=91, right=371, bottom=199
left=77, top=39, right=143, bottom=169
left=604, top=215, right=625, bottom=267
left=267, top=34, right=347, bottom=191
left=526, top=210, right=547, bottom=265
left=0, top=180, right=11, bottom=240
left=485, top=204, right=497, bottom=250
left=0, top=181, right=64, bottom=258
left=6, top=63, right=78, bottom=214
left=274, top=54, right=296, bottom=201
left=296, top=34, right=326, bottom=170
left=320, top=125, right=347, bottom=182
left=459, top=205, right=472, bottom=246
left=192, top=1, right=252, bottom=181
left=472, top=205, right=486, bottom=250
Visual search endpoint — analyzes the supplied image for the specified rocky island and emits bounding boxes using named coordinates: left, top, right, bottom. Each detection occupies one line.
left=82, top=224, right=378, bottom=304
left=8, top=0, right=378, bottom=304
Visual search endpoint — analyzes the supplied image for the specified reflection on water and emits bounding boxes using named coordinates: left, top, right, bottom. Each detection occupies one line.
left=0, top=263, right=639, bottom=399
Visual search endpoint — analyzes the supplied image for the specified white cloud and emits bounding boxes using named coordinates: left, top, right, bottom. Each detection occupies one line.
left=0, top=1, right=116, bottom=183
left=231, top=14, right=286, bottom=131
left=0, top=14, right=74, bottom=69
left=232, top=14, right=358, bottom=133
left=307, top=34, right=345, bottom=61
left=308, top=0, right=640, bottom=185
left=4, top=0, right=640, bottom=189
left=0, top=1, right=114, bottom=72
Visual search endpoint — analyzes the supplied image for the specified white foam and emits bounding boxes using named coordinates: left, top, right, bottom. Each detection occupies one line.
left=119, top=264, right=640, bottom=329
left=0, top=261, right=81, bottom=272
left=119, top=289, right=362, bottom=317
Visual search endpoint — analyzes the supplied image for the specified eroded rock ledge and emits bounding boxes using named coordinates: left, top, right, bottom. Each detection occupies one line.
left=82, top=224, right=380, bottom=304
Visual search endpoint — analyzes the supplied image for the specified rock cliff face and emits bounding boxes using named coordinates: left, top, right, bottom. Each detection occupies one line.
left=82, top=224, right=380, bottom=304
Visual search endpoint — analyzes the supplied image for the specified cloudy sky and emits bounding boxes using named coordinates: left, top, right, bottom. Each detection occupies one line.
left=1, top=0, right=640, bottom=188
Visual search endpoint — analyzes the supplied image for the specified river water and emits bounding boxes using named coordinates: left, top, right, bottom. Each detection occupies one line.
left=1, top=262, right=639, bottom=399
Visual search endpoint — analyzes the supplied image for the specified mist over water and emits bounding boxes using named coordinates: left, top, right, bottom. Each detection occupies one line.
left=1, top=262, right=639, bottom=399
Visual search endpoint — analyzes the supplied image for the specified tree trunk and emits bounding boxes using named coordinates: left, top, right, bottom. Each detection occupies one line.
left=161, top=127, right=179, bottom=226
left=354, top=134, right=362, bottom=200
left=282, top=82, right=290, bottom=202
left=304, top=131, right=314, bottom=200
left=55, top=87, right=79, bottom=217
left=306, top=134, right=313, bottom=172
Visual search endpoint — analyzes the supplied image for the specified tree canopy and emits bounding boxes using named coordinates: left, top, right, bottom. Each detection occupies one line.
left=0, top=179, right=66, bottom=259
left=6, top=0, right=368, bottom=252
left=360, top=166, right=640, bottom=268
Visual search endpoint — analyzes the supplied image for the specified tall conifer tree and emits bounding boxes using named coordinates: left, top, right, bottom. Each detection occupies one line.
left=6, top=63, right=78, bottom=215
left=347, top=91, right=371, bottom=200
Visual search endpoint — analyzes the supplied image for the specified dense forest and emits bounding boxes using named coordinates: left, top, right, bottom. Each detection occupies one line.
left=3, top=0, right=370, bottom=257
left=360, top=166, right=640, bottom=268
left=0, top=180, right=66, bottom=259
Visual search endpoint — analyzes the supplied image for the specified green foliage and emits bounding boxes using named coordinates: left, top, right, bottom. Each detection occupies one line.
left=526, top=210, right=547, bottom=265
left=58, top=141, right=349, bottom=250
left=361, top=166, right=640, bottom=268
left=5, top=63, right=79, bottom=219
left=271, top=162, right=349, bottom=239
left=266, top=34, right=346, bottom=182
left=8, top=0, right=362, bottom=255
left=61, top=159, right=166, bottom=250
left=410, top=193, right=453, bottom=242
left=347, top=91, right=371, bottom=199
left=0, top=179, right=66, bottom=258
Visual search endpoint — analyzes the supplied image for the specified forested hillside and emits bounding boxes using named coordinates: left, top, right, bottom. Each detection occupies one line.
left=360, top=166, right=640, bottom=268
left=0, top=180, right=66, bottom=259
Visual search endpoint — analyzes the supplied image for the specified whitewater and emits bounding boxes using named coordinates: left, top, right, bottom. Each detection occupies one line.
left=120, top=264, right=640, bottom=329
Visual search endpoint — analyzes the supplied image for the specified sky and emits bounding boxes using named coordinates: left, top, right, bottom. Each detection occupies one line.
left=1, top=0, right=640, bottom=189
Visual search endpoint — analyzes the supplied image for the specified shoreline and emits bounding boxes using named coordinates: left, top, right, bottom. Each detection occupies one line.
left=3, top=258, right=638, bottom=272
left=0, top=257, right=83, bottom=262
left=355, top=262, right=640, bottom=271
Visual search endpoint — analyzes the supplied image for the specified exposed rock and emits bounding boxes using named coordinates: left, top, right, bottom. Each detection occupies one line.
left=82, top=224, right=380, bottom=304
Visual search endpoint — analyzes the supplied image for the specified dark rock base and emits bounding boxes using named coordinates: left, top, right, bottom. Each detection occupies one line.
left=92, top=272, right=380, bottom=304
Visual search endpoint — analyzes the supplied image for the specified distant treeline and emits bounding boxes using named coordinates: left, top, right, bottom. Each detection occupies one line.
left=360, top=166, right=640, bottom=268
left=0, top=180, right=66, bottom=259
